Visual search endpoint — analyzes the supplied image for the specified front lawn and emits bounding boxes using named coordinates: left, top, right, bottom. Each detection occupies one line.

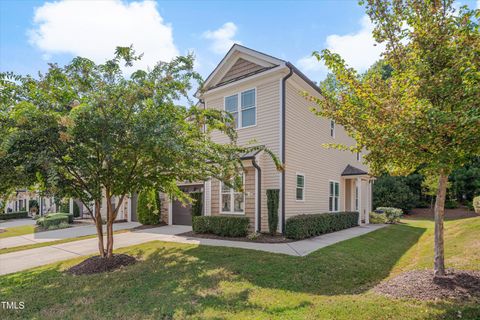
left=1, top=216, right=479, bottom=319
left=0, top=225, right=35, bottom=239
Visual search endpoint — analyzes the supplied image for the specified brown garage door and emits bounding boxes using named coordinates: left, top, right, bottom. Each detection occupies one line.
left=172, top=184, right=203, bottom=226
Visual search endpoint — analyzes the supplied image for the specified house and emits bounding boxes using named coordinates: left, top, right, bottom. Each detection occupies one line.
left=2, top=189, right=57, bottom=216
left=160, top=44, right=373, bottom=233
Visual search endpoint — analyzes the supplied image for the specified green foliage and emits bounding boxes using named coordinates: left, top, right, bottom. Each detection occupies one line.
left=375, top=207, right=402, bottom=224
left=190, top=192, right=203, bottom=217
left=444, top=200, right=459, bottom=209
left=45, top=212, right=74, bottom=224
left=28, top=199, right=39, bottom=211
left=137, top=189, right=160, bottom=225
left=369, top=212, right=387, bottom=224
left=285, top=212, right=359, bottom=240
left=37, top=215, right=69, bottom=228
left=266, top=189, right=279, bottom=235
left=450, top=158, right=480, bottom=202
left=473, top=196, right=480, bottom=213
left=0, top=211, right=28, bottom=220
left=192, top=216, right=250, bottom=237
left=373, top=175, right=418, bottom=212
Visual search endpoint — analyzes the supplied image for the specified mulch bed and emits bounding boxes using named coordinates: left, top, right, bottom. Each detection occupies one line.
left=66, top=254, right=137, bottom=275
left=408, top=208, right=478, bottom=220
left=179, top=231, right=293, bottom=243
left=374, top=269, right=480, bottom=301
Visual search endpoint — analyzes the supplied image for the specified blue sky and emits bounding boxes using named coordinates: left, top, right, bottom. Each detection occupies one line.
left=1, top=0, right=478, bottom=84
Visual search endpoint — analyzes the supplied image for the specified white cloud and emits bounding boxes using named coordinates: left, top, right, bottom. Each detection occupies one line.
left=202, top=22, right=241, bottom=54
left=477, top=0, right=480, bottom=9
left=28, top=0, right=179, bottom=70
left=297, top=15, right=384, bottom=79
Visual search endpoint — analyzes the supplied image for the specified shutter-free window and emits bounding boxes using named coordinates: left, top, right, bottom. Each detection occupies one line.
left=241, top=89, right=256, bottom=127
left=296, top=174, right=305, bottom=201
left=329, top=181, right=339, bottom=212
left=225, top=94, right=239, bottom=128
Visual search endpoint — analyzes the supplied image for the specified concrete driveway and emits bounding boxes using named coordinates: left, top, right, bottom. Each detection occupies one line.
left=0, top=224, right=386, bottom=276
left=0, top=221, right=141, bottom=249
left=0, top=218, right=36, bottom=228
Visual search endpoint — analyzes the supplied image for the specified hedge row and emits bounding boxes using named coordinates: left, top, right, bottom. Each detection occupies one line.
left=0, top=211, right=29, bottom=220
left=192, top=216, right=249, bottom=237
left=36, top=215, right=69, bottom=228
left=285, top=212, right=359, bottom=240
left=46, top=212, right=74, bottom=224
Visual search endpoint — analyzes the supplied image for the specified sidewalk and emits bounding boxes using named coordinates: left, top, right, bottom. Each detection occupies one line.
left=0, top=221, right=141, bottom=249
left=0, top=224, right=386, bottom=275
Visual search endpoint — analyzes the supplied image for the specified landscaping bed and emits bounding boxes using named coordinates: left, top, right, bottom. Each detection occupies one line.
left=66, top=254, right=137, bottom=275
left=180, top=231, right=293, bottom=243
left=374, top=269, right=480, bottom=301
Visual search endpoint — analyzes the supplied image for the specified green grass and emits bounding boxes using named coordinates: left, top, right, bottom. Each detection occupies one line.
left=0, top=216, right=479, bottom=319
left=0, top=229, right=129, bottom=254
left=0, top=225, right=35, bottom=238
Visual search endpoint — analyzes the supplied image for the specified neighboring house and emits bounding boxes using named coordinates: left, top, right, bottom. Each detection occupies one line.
left=161, top=44, right=373, bottom=232
left=2, top=189, right=57, bottom=216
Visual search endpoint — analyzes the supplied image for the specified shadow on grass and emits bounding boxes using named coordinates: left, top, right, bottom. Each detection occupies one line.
left=12, top=223, right=480, bottom=319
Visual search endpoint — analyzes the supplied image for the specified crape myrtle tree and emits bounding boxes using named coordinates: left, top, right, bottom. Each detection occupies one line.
left=1, top=47, right=280, bottom=258
left=307, top=0, right=479, bottom=276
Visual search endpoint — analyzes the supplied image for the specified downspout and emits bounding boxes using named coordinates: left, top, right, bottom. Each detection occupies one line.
left=281, top=63, right=294, bottom=233
left=252, top=156, right=262, bottom=232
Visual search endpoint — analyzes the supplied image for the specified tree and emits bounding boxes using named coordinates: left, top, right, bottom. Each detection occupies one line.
left=137, top=188, right=160, bottom=225
left=1, top=47, right=281, bottom=258
left=373, top=175, right=418, bottom=212
left=307, top=0, right=479, bottom=276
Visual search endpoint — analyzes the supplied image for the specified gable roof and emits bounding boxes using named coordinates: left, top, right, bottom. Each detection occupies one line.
left=341, top=165, right=368, bottom=176
left=198, top=44, right=322, bottom=96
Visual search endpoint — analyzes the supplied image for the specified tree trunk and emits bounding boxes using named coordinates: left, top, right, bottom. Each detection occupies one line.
left=434, top=172, right=448, bottom=277
left=94, top=200, right=105, bottom=257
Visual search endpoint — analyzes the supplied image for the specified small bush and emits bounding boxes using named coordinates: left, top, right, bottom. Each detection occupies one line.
left=0, top=211, right=28, bottom=220
left=192, top=216, right=250, bottom=237
left=375, top=207, right=402, bottom=223
left=285, top=212, right=359, bottom=240
left=266, top=189, right=279, bottom=235
left=57, top=221, right=70, bottom=229
left=473, top=196, right=480, bottom=214
left=38, top=215, right=69, bottom=228
left=444, top=199, right=459, bottom=209
left=190, top=192, right=203, bottom=217
left=137, top=189, right=160, bottom=225
left=369, top=212, right=387, bottom=224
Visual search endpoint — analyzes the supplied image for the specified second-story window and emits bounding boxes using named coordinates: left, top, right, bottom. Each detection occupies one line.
left=330, top=120, right=335, bottom=138
left=225, top=89, right=256, bottom=128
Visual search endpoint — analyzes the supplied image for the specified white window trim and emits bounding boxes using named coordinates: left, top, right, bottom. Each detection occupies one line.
left=356, top=151, right=361, bottom=161
left=219, top=173, right=246, bottom=215
left=330, top=119, right=335, bottom=138
left=224, top=88, right=257, bottom=130
left=329, top=180, right=340, bottom=212
left=296, top=173, right=305, bottom=202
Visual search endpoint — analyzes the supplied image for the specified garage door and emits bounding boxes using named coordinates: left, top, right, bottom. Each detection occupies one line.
left=172, top=184, right=203, bottom=226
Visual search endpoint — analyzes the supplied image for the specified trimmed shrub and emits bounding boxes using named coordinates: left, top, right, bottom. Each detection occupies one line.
left=266, top=189, right=279, bottom=235
left=0, top=211, right=28, bottom=220
left=73, top=201, right=80, bottom=217
left=375, top=207, right=402, bottom=223
left=37, top=215, right=68, bottom=228
left=285, top=212, right=359, bottom=240
left=137, top=189, right=160, bottom=225
left=444, top=199, right=459, bottom=209
left=46, top=212, right=74, bottom=224
left=369, top=212, right=387, bottom=224
left=190, top=192, right=203, bottom=217
left=473, top=196, right=480, bottom=214
left=192, top=216, right=250, bottom=237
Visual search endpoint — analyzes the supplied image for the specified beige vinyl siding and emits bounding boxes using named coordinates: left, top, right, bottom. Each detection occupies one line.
left=219, top=58, right=265, bottom=84
left=284, top=74, right=369, bottom=218
left=204, top=73, right=282, bottom=231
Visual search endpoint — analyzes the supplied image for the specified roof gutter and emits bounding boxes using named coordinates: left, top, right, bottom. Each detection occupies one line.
left=281, top=63, right=294, bottom=234
left=251, top=156, right=262, bottom=232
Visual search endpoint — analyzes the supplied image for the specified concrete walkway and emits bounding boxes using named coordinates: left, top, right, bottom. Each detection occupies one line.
left=0, top=224, right=386, bottom=276
left=0, top=221, right=141, bottom=249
